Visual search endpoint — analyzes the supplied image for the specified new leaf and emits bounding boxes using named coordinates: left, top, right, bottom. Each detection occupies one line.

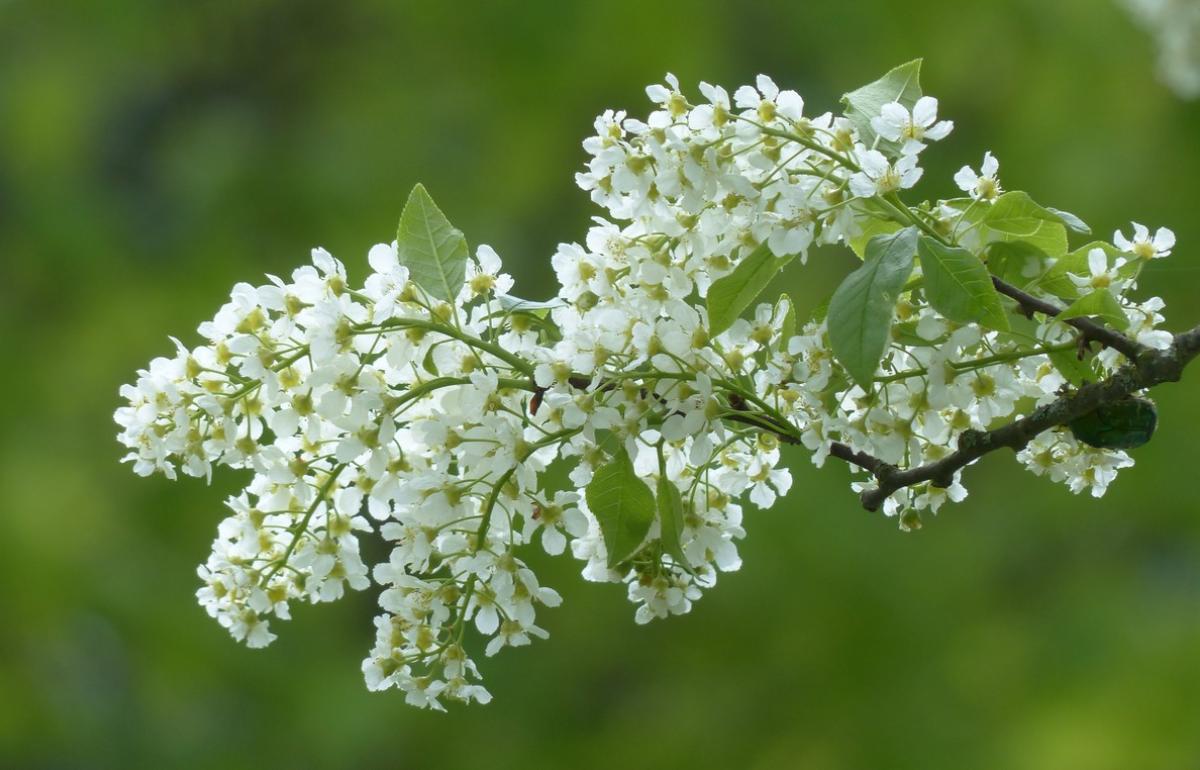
left=706, top=243, right=795, bottom=337
left=841, top=60, right=923, bottom=149
left=982, top=191, right=1070, bottom=258
left=917, top=237, right=1010, bottom=331
left=396, top=183, right=469, bottom=303
left=1059, top=289, right=1129, bottom=330
left=828, top=227, right=919, bottom=388
left=657, top=474, right=691, bottom=571
left=585, top=447, right=656, bottom=568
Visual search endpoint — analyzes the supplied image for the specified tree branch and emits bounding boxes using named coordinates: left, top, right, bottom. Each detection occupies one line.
left=991, top=276, right=1143, bottom=359
left=831, top=323, right=1200, bottom=512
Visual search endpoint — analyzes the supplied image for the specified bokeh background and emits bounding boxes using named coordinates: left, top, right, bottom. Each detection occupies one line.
left=3, top=1, right=1200, bottom=767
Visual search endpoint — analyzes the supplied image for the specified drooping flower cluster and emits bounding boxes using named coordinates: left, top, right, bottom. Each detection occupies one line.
left=117, top=64, right=1179, bottom=707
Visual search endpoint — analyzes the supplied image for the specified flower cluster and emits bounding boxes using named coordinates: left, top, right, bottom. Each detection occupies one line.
left=117, top=64, right=1179, bottom=707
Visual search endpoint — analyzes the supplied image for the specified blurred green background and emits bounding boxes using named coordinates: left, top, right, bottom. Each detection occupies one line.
left=3, top=1, right=1200, bottom=767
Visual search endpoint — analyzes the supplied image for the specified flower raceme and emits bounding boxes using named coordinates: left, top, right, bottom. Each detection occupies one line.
left=116, top=61, right=1181, bottom=709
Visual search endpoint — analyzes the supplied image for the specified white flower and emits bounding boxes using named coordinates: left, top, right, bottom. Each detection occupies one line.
left=523, top=491, right=588, bottom=556
left=733, top=74, right=805, bottom=123
left=464, top=245, right=515, bottom=299
left=1114, top=222, right=1175, bottom=260
left=645, top=72, right=688, bottom=120
left=870, top=96, right=953, bottom=154
left=1068, top=248, right=1130, bottom=293
left=953, top=152, right=1002, bottom=202
left=849, top=149, right=923, bottom=197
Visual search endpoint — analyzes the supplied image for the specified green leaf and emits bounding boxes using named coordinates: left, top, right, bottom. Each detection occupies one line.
left=848, top=218, right=903, bottom=259
left=827, top=227, right=919, bottom=388
left=1048, top=346, right=1097, bottom=386
left=917, top=236, right=1010, bottom=331
left=421, top=346, right=439, bottom=376
left=495, top=294, right=565, bottom=317
left=981, top=191, right=1069, bottom=258
left=1034, top=241, right=1126, bottom=301
left=585, top=447, right=656, bottom=568
left=1046, top=207, right=1091, bottom=235
left=396, top=183, right=469, bottom=303
left=891, top=320, right=943, bottom=347
left=706, top=244, right=795, bottom=337
left=986, top=241, right=1048, bottom=288
left=777, top=293, right=796, bottom=345
left=841, top=60, right=923, bottom=150
left=1058, top=289, right=1129, bottom=330
left=656, top=474, right=691, bottom=571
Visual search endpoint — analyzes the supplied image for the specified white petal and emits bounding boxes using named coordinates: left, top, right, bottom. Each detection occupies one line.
left=755, top=74, right=779, bottom=99
left=912, top=96, right=939, bottom=126
left=953, top=166, right=979, bottom=193
left=1153, top=227, right=1176, bottom=252
left=981, top=151, right=999, bottom=176
left=368, top=243, right=397, bottom=274
left=733, top=85, right=760, bottom=109
left=645, top=84, right=670, bottom=103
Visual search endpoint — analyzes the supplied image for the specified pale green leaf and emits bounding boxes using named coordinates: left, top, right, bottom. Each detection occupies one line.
left=1059, top=289, right=1129, bottom=330
left=396, top=183, right=469, bottom=302
left=981, top=191, right=1069, bottom=258
left=849, top=218, right=903, bottom=258
left=585, top=447, right=656, bottom=568
left=917, top=236, right=1010, bottom=331
left=656, top=474, right=691, bottom=571
left=827, top=227, right=919, bottom=388
left=777, top=293, right=796, bottom=346
left=1049, top=346, right=1098, bottom=386
left=1046, top=207, right=1091, bottom=235
left=495, top=294, right=565, bottom=317
left=841, top=60, right=923, bottom=149
left=706, top=244, right=795, bottom=336
left=421, top=346, right=438, bottom=376
left=1034, top=241, right=1125, bottom=301
left=986, top=241, right=1049, bottom=288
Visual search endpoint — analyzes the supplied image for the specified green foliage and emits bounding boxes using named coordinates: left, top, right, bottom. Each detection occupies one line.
left=585, top=447, right=656, bottom=567
left=656, top=472, right=691, bottom=570
left=848, top=217, right=904, bottom=258
left=1049, top=345, right=1098, bottom=386
left=917, top=237, right=1011, bottom=331
left=397, top=183, right=469, bottom=303
left=1047, top=206, right=1092, bottom=235
left=842, top=59, right=923, bottom=150
left=828, top=228, right=918, bottom=388
left=986, top=241, right=1048, bottom=287
left=1059, top=289, right=1130, bottom=330
left=776, top=292, right=797, bottom=346
left=981, top=191, right=1071, bottom=258
left=495, top=294, right=565, bottom=316
left=1034, top=241, right=1127, bottom=300
left=706, top=244, right=794, bottom=336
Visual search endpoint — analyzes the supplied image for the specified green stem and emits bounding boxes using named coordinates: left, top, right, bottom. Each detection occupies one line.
left=362, top=318, right=535, bottom=376
left=474, top=466, right=518, bottom=552
left=873, top=341, right=1079, bottom=385
left=266, top=463, right=348, bottom=580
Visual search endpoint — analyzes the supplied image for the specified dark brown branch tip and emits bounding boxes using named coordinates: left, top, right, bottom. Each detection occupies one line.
left=991, top=276, right=1144, bottom=361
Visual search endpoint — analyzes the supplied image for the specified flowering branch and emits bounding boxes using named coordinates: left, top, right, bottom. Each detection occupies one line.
left=990, top=276, right=1143, bottom=359
left=115, top=62, right=1189, bottom=708
left=833, top=322, right=1200, bottom=511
